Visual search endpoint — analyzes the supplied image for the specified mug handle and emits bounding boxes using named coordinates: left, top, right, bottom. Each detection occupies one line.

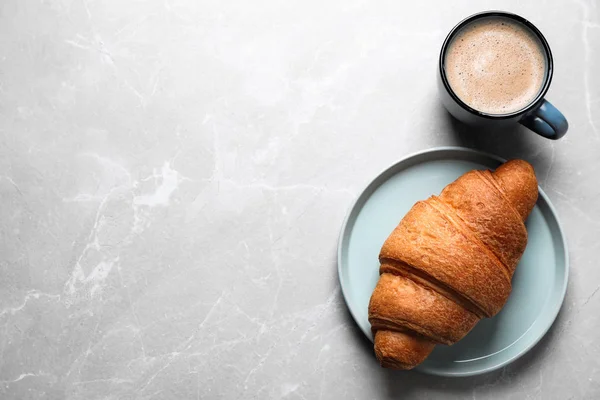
left=519, top=99, right=568, bottom=140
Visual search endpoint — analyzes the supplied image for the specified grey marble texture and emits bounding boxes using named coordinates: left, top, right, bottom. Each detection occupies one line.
left=0, top=0, right=599, bottom=399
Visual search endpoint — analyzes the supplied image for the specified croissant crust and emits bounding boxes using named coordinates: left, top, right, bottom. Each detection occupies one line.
left=368, top=160, right=538, bottom=369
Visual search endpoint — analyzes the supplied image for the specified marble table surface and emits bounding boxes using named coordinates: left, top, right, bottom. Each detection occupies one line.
left=1, top=0, right=599, bottom=399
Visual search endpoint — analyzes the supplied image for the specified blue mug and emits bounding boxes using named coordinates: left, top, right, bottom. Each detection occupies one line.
left=437, top=11, right=568, bottom=140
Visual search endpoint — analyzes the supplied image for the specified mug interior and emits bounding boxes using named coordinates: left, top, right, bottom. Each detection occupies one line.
left=439, top=11, right=553, bottom=119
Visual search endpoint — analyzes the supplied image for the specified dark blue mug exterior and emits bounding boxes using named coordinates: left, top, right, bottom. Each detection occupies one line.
left=438, top=11, right=568, bottom=140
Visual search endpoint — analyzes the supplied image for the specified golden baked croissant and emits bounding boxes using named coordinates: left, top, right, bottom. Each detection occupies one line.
left=368, top=159, right=538, bottom=369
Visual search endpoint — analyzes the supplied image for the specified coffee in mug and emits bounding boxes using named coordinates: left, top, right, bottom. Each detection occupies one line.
left=437, top=11, right=568, bottom=140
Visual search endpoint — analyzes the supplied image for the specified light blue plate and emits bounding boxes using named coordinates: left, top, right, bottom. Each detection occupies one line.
left=338, top=147, right=568, bottom=377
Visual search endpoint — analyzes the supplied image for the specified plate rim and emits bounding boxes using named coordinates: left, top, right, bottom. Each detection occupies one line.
left=337, top=146, right=569, bottom=377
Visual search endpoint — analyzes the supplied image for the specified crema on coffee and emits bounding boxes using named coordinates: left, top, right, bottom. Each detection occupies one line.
left=444, top=16, right=547, bottom=115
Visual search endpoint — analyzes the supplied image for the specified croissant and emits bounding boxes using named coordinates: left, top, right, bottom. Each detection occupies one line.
left=368, top=159, right=538, bottom=369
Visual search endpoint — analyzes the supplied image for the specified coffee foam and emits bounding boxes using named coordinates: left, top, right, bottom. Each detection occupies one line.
left=445, top=16, right=546, bottom=115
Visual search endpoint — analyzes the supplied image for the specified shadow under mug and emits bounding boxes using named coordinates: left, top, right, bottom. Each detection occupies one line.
left=437, top=11, right=568, bottom=140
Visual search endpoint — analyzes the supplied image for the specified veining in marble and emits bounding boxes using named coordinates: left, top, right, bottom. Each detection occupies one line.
left=1, top=0, right=599, bottom=399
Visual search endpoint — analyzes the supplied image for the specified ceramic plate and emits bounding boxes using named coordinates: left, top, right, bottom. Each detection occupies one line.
left=338, top=147, right=568, bottom=377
